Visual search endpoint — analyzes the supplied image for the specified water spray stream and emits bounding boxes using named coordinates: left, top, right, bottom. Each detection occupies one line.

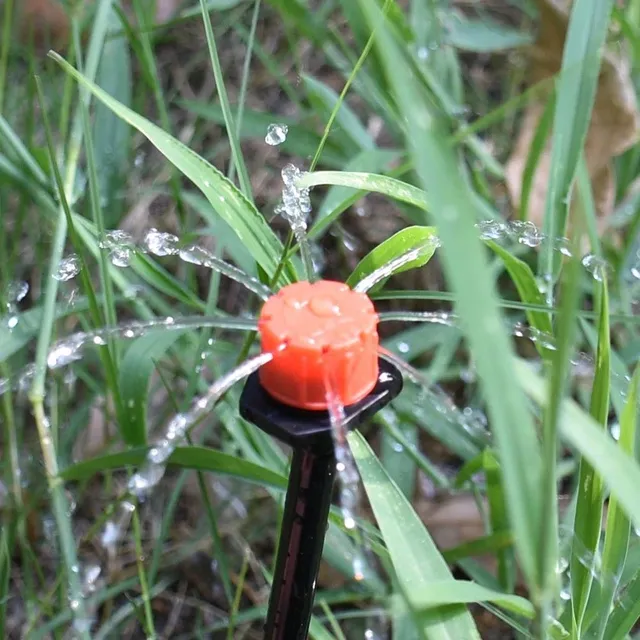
left=0, top=315, right=257, bottom=398
left=278, top=164, right=316, bottom=281
left=93, top=227, right=273, bottom=298
left=379, top=347, right=491, bottom=445
left=324, top=372, right=387, bottom=639
left=127, top=351, right=275, bottom=501
left=99, top=351, right=276, bottom=558
left=176, top=243, right=272, bottom=300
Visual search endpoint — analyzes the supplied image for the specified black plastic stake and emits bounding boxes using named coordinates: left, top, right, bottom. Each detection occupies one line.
left=239, top=357, right=403, bottom=640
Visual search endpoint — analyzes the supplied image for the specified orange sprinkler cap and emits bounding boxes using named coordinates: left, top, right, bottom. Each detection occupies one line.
left=258, top=280, right=379, bottom=410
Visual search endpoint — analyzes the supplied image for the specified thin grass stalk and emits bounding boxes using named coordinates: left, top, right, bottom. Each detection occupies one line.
left=536, top=242, right=583, bottom=633
left=228, top=0, right=261, bottom=184
left=35, top=73, right=124, bottom=433
left=72, top=24, right=119, bottom=334
left=132, top=506, right=156, bottom=637
left=199, top=0, right=252, bottom=198
left=0, top=0, right=14, bottom=112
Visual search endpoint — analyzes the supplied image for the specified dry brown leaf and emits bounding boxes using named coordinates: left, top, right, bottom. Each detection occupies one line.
left=11, top=0, right=181, bottom=50
left=416, top=492, right=579, bottom=586
left=505, top=0, right=640, bottom=233
left=15, top=0, right=72, bottom=50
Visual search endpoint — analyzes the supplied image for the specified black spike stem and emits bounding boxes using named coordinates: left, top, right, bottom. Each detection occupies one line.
left=265, top=447, right=335, bottom=639
left=239, top=357, right=402, bottom=640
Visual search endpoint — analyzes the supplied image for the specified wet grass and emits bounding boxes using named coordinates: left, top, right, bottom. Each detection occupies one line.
left=1, top=0, right=640, bottom=638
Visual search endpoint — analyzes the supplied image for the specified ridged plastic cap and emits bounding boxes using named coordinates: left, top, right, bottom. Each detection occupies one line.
left=258, top=280, right=379, bottom=410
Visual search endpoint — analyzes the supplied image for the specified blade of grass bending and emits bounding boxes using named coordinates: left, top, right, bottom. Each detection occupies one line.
left=514, top=358, right=640, bottom=541
left=484, top=240, right=553, bottom=340
left=571, top=279, right=610, bottom=634
left=539, top=0, right=615, bottom=286
left=49, top=52, right=292, bottom=283
left=308, top=3, right=382, bottom=172
left=357, top=0, right=542, bottom=594
left=593, top=366, right=639, bottom=640
left=349, top=431, right=481, bottom=639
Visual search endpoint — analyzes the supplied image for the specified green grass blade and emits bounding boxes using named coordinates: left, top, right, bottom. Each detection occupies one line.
left=411, top=581, right=533, bottom=619
left=485, top=240, right=553, bottom=338
left=570, top=279, right=610, bottom=633
left=483, top=450, right=517, bottom=593
left=349, top=430, right=481, bottom=639
left=518, top=87, right=555, bottom=222
left=602, top=568, right=640, bottom=640
left=299, top=170, right=429, bottom=218
left=539, top=0, right=615, bottom=280
left=49, top=52, right=293, bottom=283
left=346, top=226, right=438, bottom=290
left=314, top=150, right=398, bottom=227
left=593, top=366, right=639, bottom=639
left=0, top=524, right=10, bottom=637
left=60, top=445, right=288, bottom=489
left=357, top=0, right=542, bottom=592
left=537, top=243, right=583, bottom=610
left=118, top=331, right=188, bottom=446
left=515, top=358, right=640, bottom=533
left=92, top=4, right=131, bottom=219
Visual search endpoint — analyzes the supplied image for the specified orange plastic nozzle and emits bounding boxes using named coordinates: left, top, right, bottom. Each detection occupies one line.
left=258, top=280, right=379, bottom=410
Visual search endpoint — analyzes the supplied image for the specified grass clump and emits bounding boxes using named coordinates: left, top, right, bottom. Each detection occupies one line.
left=1, top=0, right=640, bottom=638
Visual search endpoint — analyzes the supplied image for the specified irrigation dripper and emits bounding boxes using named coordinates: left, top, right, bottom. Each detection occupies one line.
left=239, top=280, right=402, bottom=640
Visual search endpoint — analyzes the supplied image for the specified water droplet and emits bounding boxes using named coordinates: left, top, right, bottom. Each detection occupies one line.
left=391, top=441, right=404, bottom=453
left=144, top=228, right=179, bottom=256
left=397, top=342, right=410, bottom=354
left=109, top=248, right=132, bottom=268
left=47, top=335, right=85, bottom=368
left=53, top=255, right=81, bottom=281
left=556, top=556, right=569, bottom=574
left=100, top=230, right=134, bottom=267
left=5, top=280, right=29, bottom=303
left=476, top=219, right=507, bottom=241
left=265, top=123, right=288, bottom=146
left=352, top=552, right=365, bottom=581
left=582, top=253, right=608, bottom=282
left=611, top=422, right=620, bottom=440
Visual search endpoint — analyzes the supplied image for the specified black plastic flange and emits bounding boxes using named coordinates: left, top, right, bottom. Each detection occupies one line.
left=239, top=356, right=404, bottom=454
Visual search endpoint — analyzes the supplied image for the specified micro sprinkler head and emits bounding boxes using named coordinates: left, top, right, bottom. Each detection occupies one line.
left=239, top=280, right=402, bottom=640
